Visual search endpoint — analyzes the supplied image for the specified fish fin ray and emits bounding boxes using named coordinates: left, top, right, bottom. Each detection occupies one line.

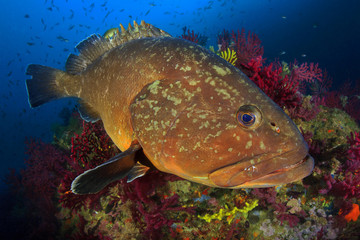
left=71, top=143, right=141, bottom=194
left=126, top=162, right=150, bottom=183
left=65, top=53, right=88, bottom=74
left=65, top=34, right=114, bottom=74
left=65, top=21, right=171, bottom=75
left=77, top=99, right=100, bottom=122
left=26, top=64, right=68, bottom=107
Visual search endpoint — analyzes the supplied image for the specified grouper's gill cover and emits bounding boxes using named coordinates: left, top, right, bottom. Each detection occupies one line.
left=25, top=21, right=314, bottom=194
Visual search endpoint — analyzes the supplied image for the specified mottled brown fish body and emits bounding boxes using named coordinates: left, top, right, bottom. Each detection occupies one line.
left=128, top=40, right=313, bottom=187
left=26, top=26, right=313, bottom=191
left=75, top=37, right=230, bottom=151
left=110, top=38, right=312, bottom=188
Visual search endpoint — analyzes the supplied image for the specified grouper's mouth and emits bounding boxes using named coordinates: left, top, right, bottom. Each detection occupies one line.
left=209, top=150, right=314, bottom=188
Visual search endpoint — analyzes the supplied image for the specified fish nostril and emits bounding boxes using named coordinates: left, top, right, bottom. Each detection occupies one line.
left=270, top=122, right=281, bottom=133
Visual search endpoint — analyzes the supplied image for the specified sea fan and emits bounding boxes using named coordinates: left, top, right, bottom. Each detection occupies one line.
left=220, top=48, right=237, bottom=66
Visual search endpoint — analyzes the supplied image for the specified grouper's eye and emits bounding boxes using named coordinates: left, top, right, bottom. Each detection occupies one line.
left=236, top=105, right=262, bottom=129
left=239, top=112, right=255, bottom=126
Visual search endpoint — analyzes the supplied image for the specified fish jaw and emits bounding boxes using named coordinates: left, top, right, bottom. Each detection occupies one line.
left=208, top=144, right=314, bottom=188
left=234, top=154, right=314, bottom=188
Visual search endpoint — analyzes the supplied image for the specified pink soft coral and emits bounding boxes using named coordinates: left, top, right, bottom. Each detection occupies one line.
left=242, top=56, right=302, bottom=110
left=181, top=27, right=199, bottom=43
left=5, top=139, right=68, bottom=238
left=217, top=28, right=264, bottom=69
left=119, top=170, right=194, bottom=239
left=58, top=120, right=119, bottom=211
left=251, top=188, right=303, bottom=228
left=291, top=61, right=323, bottom=84
left=231, top=29, right=264, bottom=68
left=319, top=132, right=360, bottom=200
left=217, top=28, right=325, bottom=112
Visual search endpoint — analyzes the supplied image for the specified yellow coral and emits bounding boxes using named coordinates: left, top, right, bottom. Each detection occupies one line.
left=198, top=199, right=258, bottom=224
left=281, top=61, right=291, bottom=77
left=219, top=48, right=237, bottom=66
left=209, top=46, right=216, bottom=53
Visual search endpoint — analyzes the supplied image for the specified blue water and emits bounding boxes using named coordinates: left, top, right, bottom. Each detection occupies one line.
left=0, top=0, right=359, bottom=190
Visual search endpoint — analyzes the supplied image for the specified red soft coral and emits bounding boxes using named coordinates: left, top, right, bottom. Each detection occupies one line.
left=217, top=28, right=264, bottom=68
left=58, top=120, right=120, bottom=211
left=120, top=170, right=194, bottom=239
left=22, top=138, right=67, bottom=198
left=251, top=188, right=302, bottom=228
left=231, top=29, right=264, bottom=67
left=291, top=61, right=323, bottom=84
left=5, top=139, right=69, bottom=238
left=181, top=27, right=199, bottom=43
left=243, top=56, right=302, bottom=109
left=344, top=96, right=360, bottom=123
left=58, top=119, right=193, bottom=239
left=217, top=28, right=328, bottom=112
left=345, top=131, right=360, bottom=172
left=319, top=132, right=360, bottom=200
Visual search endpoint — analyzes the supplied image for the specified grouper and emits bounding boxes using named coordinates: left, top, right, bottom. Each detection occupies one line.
left=25, top=21, right=314, bottom=194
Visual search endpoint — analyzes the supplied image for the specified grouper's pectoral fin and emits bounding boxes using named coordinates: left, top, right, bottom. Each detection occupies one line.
left=127, top=162, right=150, bottom=183
left=71, top=143, right=146, bottom=194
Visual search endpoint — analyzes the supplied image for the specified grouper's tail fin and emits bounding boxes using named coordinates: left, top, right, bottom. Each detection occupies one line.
left=26, top=64, right=79, bottom=108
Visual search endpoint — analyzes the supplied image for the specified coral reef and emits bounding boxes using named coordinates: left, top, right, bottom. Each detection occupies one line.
left=219, top=48, right=237, bottom=66
left=181, top=26, right=199, bottom=43
left=4, top=26, right=360, bottom=239
left=51, top=111, right=82, bottom=150
left=180, top=27, right=207, bottom=46
left=5, top=139, right=69, bottom=239
left=243, top=56, right=303, bottom=110
left=217, top=28, right=264, bottom=69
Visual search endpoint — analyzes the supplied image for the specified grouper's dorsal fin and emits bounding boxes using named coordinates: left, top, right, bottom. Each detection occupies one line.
left=65, top=34, right=112, bottom=74
left=115, top=20, right=172, bottom=42
left=65, top=20, right=172, bottom=75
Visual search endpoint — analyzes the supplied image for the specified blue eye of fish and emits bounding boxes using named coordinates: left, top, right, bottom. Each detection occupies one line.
left=236, top=105, right=262, bottom=129
left=242, top=113, right=254, bottom=123
left=238, top=112, right=256, bottom=126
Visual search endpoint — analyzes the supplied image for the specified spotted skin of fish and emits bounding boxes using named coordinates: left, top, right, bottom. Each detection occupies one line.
left=25, top=21, right=314, bottom=194
left=128, top=38, right=313, bottom=187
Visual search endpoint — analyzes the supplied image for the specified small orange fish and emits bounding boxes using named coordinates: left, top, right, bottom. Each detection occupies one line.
left=25, top=21, right=314, bottom=194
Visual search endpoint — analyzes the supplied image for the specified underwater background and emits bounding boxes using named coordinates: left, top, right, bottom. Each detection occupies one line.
left=0, top=0, right=359, bottom=239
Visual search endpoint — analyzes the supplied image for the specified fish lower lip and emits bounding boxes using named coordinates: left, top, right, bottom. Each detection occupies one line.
left=209, top=149, right=312, bottom=188
left=270, top=155, right=309, bottom=174
left=238, top=154, right=314, bottom=188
